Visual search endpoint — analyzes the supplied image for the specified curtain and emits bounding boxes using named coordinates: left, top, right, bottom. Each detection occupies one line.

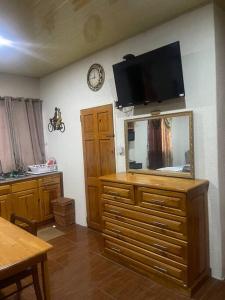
left=147, top=119, right=163, bottom=169
left=161, top=118, right=173, bottom=167
left=0, top=97, right=46, bottom=172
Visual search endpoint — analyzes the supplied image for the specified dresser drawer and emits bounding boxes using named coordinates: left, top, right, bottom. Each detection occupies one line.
left=102, top=181, right=134, bottom=202
left=137, top=187, right=186, bottom=216
left=0, top=185, right=11, bottom=196
left=103, top=203, right=187, bottom=240
left=38, top=174, right=61, bottom=187
left=103, top=218, right=187, bottom=264
left=12, top=180, right=38, bottom=193
left=104, top=237, right=187, bottom=283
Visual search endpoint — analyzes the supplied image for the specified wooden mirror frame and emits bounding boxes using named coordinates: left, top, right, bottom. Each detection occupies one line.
left=124, top=111, right=194, bottom=179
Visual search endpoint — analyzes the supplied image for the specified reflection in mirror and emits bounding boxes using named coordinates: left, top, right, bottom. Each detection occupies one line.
left=126, top=112, right=194, bottom=178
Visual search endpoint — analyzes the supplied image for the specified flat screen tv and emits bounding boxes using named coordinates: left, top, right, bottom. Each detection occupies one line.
left=113, top=41, right=185, bottom=108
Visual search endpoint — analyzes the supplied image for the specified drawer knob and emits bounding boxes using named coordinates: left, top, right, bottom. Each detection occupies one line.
left=110, top=246, right=121, bottom=253
left=151, top=221, right=168, bottom=228
left=151, top=199, right=165, bottom=206
left=112, top=228, right=121, bottom=234
left=153, top=265, right=167, bottom=273
left=108, top=209, right=121, bottom=215
left=152, top=243, right=168, bottom=251
left=108, top=191, right=119, bottom=196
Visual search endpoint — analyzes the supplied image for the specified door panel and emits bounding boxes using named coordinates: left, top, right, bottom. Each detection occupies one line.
left=12, top=189, right=39, bottom=221
left=97, top=109, right=114, bottom=138
left=39, top=183, right=61, bottom=221
left=81, top=104, right=116, bottom=231
left=84, top=140, right=100, bottom=177
left=0, top=195, right=12, bottom=220
left=99, top=139, right=116, bottom=175
left=87, top=185, right=100, bottom=226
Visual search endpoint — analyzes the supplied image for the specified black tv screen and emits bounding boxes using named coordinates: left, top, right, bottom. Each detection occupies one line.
left=113, top=42, right=185, bottom=108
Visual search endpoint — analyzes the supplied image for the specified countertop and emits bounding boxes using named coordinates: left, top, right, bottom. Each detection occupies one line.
left=99, top=172, right=209, bottom=193
left=0, top=171, right=62, bottom=185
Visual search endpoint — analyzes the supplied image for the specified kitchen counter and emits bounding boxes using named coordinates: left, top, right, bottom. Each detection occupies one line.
left=0, top=171, right=62, bottom=185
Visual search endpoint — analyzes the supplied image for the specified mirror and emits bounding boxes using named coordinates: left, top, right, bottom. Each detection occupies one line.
left=125, top=111, right=194, bottom=178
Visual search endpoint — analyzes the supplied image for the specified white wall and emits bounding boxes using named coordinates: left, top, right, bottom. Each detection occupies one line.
left=41, top=4, right=222, bottom=278
left=0, top=73, right=40, bottom=98
left=214, top=5, right=225, bottom=278
left=171, top=116, right=189, bottom=166
left=133, top=120, right=148, bottom=169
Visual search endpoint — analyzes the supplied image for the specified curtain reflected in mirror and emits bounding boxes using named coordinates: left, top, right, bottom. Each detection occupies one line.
left=126, top=112, right=194, bottom=178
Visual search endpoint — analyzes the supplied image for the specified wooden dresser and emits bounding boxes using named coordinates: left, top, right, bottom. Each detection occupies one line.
left=100, top=172, right=210, bottom=296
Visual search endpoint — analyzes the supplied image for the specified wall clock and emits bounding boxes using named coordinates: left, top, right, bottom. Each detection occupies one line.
left=87, top=63, right=105, bottom=91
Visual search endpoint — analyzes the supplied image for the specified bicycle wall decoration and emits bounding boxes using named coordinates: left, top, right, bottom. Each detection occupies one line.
left=48, top=107, right=65, bottom=133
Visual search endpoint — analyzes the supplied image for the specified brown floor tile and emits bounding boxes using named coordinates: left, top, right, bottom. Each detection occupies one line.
left=2, top=224, right=225, bottom=300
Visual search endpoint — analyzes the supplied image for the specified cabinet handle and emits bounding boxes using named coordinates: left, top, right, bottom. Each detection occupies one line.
left=151, top=199, right=165, bottom=206
left=110, top=246, right=121, bottom=253
left=108, top=209, right=121, bottom=215
left=112, top=228, right=121, bottom=234
left=105, top=134, right=115, bottom=138
left=152, top=243, right=168, bottom=251
left=153, top=265, right=167, bottom=273
left=108, top=191, right=119, bottom=196
left=151, top=221, right=167, bottom=228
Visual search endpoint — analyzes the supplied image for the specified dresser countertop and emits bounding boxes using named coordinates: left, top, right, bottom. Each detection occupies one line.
left=99, top=172, right=209, bottom=193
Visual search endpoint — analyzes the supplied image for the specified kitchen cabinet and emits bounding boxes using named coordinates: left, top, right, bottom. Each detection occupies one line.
left=0, top=195, right=12, bottom=220
left=39, top=183, right=61, bottom=221
left=11, top=189, right=40, bottom=221
left=0, top=184, right=12, bottom=220
left=38, top=174, right=62, bottom=222
left=0, top=173, right=63, bottom=223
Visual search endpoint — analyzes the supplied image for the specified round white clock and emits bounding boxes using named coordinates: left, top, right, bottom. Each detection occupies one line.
left=87, top=63, right=105, bottom=91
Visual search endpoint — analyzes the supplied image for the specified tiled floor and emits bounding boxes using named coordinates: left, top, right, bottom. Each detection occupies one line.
left=2, top=224, right=225, bottom=300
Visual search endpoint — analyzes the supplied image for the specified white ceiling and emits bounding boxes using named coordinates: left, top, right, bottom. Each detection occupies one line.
left=0, top=0, right=216, bottom=78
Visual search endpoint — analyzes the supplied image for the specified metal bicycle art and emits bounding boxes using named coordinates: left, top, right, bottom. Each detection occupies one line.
left=48, top=107, right=65, bottom=133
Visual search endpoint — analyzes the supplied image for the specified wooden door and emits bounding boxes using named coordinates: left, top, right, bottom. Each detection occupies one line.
left=39, top=183, right=61, bottom=221
left=0, top=195, right=12, bottom=220
left=81, top=104, right=116, bottom=231
left=12, top=189, right=40, bottom=221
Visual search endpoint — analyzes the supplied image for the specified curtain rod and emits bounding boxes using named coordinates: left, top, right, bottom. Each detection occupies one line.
left=0, top=97, right=42, bottom=102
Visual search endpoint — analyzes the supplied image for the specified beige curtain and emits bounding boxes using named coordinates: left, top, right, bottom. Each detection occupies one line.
left=0, top=97, right=46, bottom=172
left=161, top=118, right=173, bottom=167
left=0, top=101, right=15, bottom=171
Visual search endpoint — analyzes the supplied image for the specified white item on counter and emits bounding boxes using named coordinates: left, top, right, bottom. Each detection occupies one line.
left=28, top=164, right=57, bottom=174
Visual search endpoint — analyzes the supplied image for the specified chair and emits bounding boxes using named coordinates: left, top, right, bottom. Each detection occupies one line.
left=0, top=214, right=43, bottom=300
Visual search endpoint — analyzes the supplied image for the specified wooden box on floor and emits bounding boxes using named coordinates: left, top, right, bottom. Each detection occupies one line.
left=52, top=197, right=75, bottom=226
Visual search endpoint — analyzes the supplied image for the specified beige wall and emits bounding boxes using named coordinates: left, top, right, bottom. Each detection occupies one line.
left=215, top=4, right=225, bottom=278
left=0, top=73, right=40, bottom=98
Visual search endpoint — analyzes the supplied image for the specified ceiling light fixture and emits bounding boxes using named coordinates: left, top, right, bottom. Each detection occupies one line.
left=0, top=36, right=13, bottom=47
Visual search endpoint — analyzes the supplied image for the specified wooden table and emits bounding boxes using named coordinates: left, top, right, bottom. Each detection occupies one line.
left=0, top=217, right=53, bottom=300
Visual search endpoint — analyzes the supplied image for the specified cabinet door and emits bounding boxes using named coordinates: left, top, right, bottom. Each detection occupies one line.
left=0, top=195, right=12, bottom=220
left=39, top=183, right=61, bottom=221
left=11, top=189, right=40, bottom=221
